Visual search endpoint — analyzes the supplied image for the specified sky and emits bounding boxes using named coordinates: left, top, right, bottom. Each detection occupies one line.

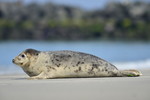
left=1, top=0, right=150, bottom=10
left=25, top=0, right=109, bottom=10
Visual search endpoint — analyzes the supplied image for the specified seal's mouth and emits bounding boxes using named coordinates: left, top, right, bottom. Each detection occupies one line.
left=12, top=59, right=22, bottom=65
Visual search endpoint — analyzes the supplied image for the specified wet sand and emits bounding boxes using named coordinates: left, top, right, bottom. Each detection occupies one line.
left=0, top=69, right=150, bottom=100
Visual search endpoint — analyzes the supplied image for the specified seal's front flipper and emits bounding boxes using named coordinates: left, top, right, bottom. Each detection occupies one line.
left=28, top=72, right=49, bottom=79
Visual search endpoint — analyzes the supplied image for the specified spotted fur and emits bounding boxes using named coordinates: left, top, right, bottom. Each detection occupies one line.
left=12, top=49, right=142, bottom=79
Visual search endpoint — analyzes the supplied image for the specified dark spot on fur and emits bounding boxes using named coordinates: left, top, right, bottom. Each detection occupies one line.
left=76, top=61, right=80, bottom=66
left=53, top=54, right=71, bottom=62
left=56, top=64, right=59, bottom=67
left=88, top=71, right=95, bottom=75
left=52, top=60, right=54, bottom=63
left=91, top=67, right=95, bottom=71
left=87, top=67, right=95, bottom=75
left=74, top=67, right=82, bottom=73
left=24, top=49, right=40, bottom=56
left=79, top=67, right=81, bottom=71
left=64, top=66, right=67, bottom=69
left=92, top=64, right=99, bottom=69
left=56, top=64, right=61, bottom=67
left=68, top=55, right=71, bottom=57
left=51, top=58, right=62, bottom=67
left=51, top=67, right=56, bottom=71
left=76, top=61, right=84, bottom=66
left=55, top=59, right=59, bottom=61
left=81, top=62, right=84, bottom=64
left=99, top=61, right=103, bottom=64
left=45, top=61, right=48, bottom=63
left=46, top=65, right=56, bottom=71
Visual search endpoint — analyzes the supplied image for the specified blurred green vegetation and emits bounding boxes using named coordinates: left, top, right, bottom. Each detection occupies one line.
left=0, top=1, right=150, bottom=40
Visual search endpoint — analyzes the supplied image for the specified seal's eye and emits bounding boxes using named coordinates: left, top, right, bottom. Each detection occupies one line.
left=21, top=54, right=25, bottom=58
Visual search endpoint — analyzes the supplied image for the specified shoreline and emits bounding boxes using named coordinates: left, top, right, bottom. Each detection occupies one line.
left=0, top=69, right=150, bottom=100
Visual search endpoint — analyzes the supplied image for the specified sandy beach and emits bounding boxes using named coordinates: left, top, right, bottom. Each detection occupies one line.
left=0, top=69, right=150, bottom=100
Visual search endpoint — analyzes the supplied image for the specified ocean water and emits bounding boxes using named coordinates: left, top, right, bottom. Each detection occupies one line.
left=0, top=41, right=150, bottom=74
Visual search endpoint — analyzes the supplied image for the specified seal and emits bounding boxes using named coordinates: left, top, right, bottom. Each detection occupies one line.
left=12, top=49, right=142, bottom=79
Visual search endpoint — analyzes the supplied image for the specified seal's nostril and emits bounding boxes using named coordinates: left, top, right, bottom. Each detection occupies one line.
left=12, top=59, right=15, bottom=63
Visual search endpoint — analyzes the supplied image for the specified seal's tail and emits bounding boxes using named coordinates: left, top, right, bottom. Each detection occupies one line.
left=117, top=69, right=142, bottom=77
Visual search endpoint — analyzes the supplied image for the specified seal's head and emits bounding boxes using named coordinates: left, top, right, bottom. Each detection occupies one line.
left=12, top=49, right=40, bottom=67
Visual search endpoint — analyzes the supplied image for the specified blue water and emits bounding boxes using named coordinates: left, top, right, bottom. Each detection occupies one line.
left=0, top=41, right=150, bottom=74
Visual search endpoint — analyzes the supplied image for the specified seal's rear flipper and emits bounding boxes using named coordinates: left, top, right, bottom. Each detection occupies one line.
left=118, top=69, right=142, bottom=77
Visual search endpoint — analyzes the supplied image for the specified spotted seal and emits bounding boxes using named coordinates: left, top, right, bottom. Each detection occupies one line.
left=12, top=49, right=142, bottom=79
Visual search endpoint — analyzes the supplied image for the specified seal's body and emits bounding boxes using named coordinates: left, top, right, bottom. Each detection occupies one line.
left=12, top=49, right=142, bottom=79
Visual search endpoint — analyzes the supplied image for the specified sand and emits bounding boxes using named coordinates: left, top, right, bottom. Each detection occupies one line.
left=0, top=69, right=150, bottom=100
